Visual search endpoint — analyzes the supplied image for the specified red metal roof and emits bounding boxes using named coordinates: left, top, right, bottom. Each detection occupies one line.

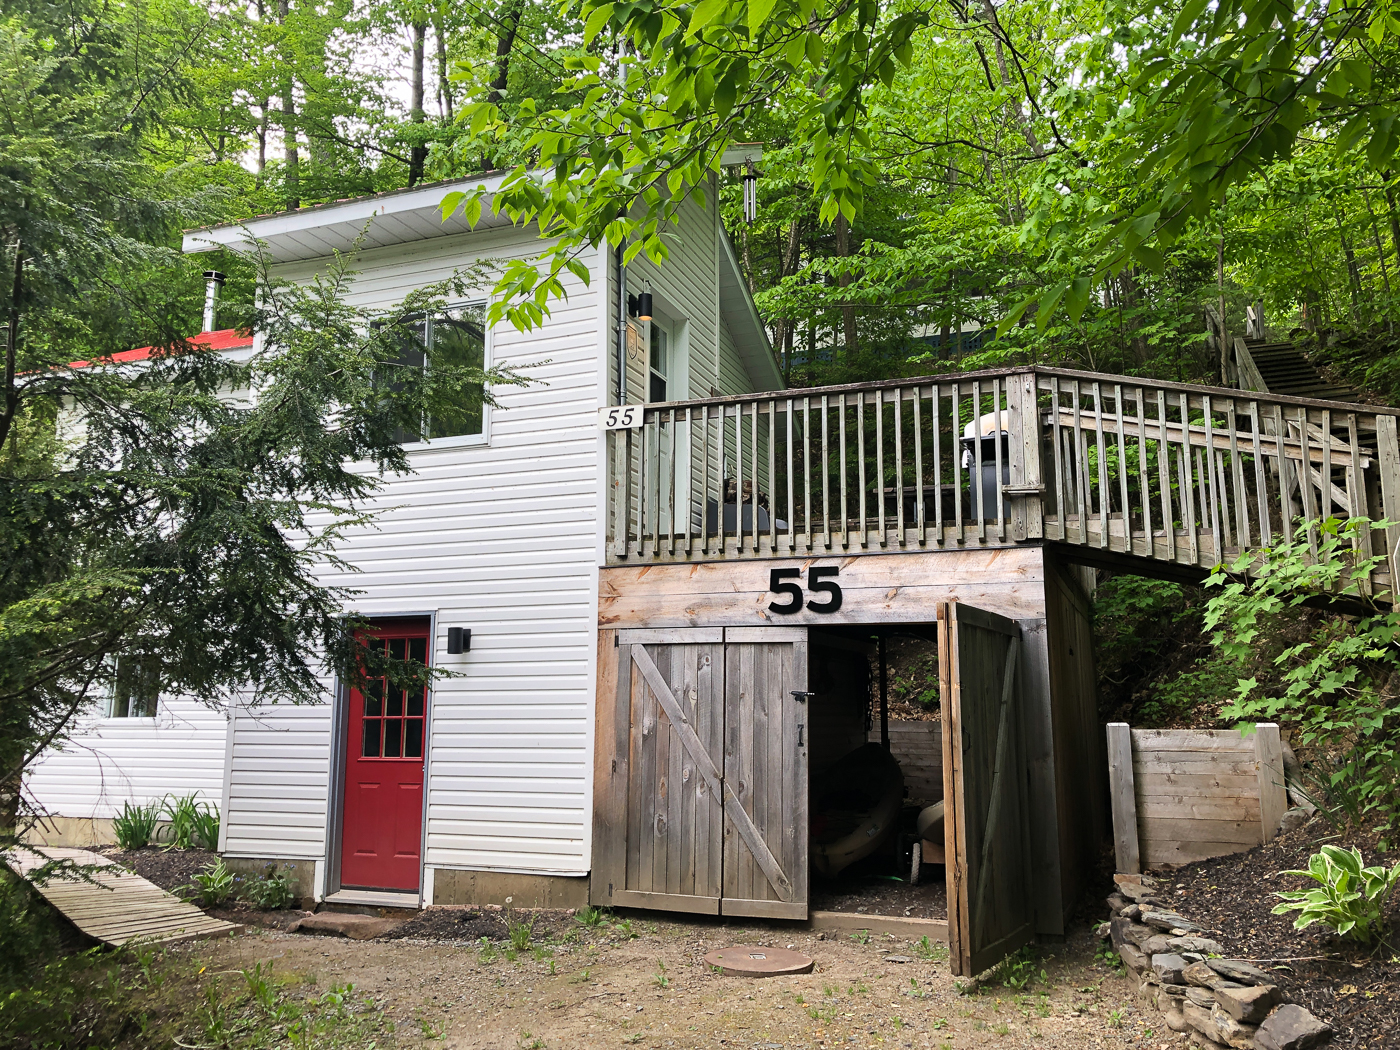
left=69, top=328, right=253, bottom=369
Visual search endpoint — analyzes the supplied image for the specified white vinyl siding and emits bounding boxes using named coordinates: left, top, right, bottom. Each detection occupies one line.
left=25, top=697, right=228, bottom=818
left=221, top=223, right=599, bottom=875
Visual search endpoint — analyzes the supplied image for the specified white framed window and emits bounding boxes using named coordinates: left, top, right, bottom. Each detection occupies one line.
left=387, top=303, right=491, bottom=450
left=648, top=320, right=671, bottom=403
left=104, top=655, right=160, bottom=719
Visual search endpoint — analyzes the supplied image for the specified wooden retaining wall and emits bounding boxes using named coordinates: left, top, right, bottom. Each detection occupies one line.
left=868, top=720, right=943, bottom=803
left=1107, top=723, right=1287, bottom=872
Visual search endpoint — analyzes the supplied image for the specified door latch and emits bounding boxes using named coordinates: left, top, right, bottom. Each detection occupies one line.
left=790, top=690, right=816, bottom=702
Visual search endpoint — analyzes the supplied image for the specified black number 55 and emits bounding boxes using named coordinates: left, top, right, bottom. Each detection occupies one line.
left=768, top=566, right=843, bottom=615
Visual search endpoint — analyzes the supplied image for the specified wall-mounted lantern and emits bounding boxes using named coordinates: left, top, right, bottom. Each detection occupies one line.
left=446, top=627, right=472, bottom=654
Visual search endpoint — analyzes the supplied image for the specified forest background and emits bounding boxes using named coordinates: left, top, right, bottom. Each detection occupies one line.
left=6, top=0, right=1400, bottom=832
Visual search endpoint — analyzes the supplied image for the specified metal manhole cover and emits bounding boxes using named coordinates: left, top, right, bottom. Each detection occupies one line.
left=703, top=944, right=815, bottom=977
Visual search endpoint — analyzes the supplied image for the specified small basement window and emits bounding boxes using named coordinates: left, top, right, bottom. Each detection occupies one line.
left=106, top=656, right=160, bottom=718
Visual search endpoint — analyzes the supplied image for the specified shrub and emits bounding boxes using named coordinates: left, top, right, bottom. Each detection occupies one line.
left=1272, top=844, right=1400, bottom=945
left=242, top=864, right=299, bottom=910
left=184, top=859, right=235, bottom=907
left=111, top=799, right=161, bottom=851
left=160, top=793, right=219, bottom=850
left=1207, top=517, right=1400, bottom=837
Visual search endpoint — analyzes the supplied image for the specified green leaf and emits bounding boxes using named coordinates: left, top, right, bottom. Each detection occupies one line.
left=748, top=0, right=778, bottom=39
left=1065, top=275, right=1093, bottom=324
left=688, top=0, right=729, bottom=38
left=1170, top=0, right=1208, bottom=44
left=583, top=3, right=614, bottom=44
left=714, top=73, right=737, bottom=118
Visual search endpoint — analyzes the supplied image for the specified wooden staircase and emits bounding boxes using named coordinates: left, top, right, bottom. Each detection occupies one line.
left=1233, top=337, right=1362, bottom=403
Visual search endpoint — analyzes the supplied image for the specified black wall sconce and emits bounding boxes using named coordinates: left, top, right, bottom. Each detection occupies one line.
left=627, top=291, right=653, bottom=321
left=446, top=627, right=472, bottom=654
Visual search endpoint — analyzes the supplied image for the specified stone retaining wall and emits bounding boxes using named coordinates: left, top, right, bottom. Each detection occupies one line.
left=1105, top=873, right=1333, bottom=1050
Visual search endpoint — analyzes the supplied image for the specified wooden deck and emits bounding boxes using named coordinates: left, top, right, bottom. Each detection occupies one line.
left=605, top=366, right=1400, bottom=597
left=4, top=846, right=242, bottom=946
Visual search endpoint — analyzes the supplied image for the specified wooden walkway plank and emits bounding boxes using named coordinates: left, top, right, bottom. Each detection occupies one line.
left=4, top=846, right=242, bottom=946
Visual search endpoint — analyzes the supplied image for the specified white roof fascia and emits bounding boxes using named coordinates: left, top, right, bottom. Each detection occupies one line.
left=181, top=173, right=515, bottom=260
left=719, top=144, right=765, bottom=168
left=718, top=224, right=784, bottom=392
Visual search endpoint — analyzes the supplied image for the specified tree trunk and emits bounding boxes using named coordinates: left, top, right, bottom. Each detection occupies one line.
left=1385, top=182, right=1400, bottom=276
left=1362, top=189, right=1394, bottom=299
left=278, top=0, right=299, bottom=209
left=1217, top=222, right=1228, bottom=383
left=1334, top=205, right=1362, bottom=323
left=434, top=11, right=453, bottom=122
left=1, top=240, right=21, bottom=453
left=770, top=214, right=802, bottom=360
left=256, top=0, right=269, bottom=173
left=979, top=0, right=1042, bottom=157
left=408, top=20, right=428, bottom=187
left=835, top=212, right=859, bottom=358
left=487, top=0, right=524, bottom=107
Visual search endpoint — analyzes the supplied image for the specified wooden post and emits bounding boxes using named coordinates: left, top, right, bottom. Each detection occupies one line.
left=1106, top=723, right=1139, bottom=874
left=1376, top=415, right=1400, bottom=600
left=1254, top=723, right=1287, bottom=844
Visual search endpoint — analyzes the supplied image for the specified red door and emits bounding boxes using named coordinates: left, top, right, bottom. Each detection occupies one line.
left=340, top=623, right=428, bottom=891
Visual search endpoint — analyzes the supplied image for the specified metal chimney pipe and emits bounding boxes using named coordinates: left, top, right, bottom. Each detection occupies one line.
left=202, top=270, right=225, bottom=332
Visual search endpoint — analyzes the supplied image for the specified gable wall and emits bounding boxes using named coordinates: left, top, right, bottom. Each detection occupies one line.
left=222, top=223, right=602, bottom=878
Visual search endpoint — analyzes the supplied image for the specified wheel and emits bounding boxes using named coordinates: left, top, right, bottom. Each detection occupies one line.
left=909, top=839, right=922, bottom=886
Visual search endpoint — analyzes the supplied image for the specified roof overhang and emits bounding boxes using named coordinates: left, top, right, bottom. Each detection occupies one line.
left=182, top=174, right=513, bottom=262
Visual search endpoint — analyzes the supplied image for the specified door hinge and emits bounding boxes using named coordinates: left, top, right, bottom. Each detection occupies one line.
left=790, top=690, right=816, bottom=702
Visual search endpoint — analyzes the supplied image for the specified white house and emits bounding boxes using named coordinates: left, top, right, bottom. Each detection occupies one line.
left=25, top=171, right=783, bottom=909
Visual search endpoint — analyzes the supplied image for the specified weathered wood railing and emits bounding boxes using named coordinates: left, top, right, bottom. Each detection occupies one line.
left=605, top=365, right=1400, bottom=592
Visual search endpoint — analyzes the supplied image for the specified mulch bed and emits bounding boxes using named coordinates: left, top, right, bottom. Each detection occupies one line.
left=382, top=906, right=580, bottom=943
left=96, top=846, right=219, bottom=894
left=1150, top=817, right=1399, bottom=1048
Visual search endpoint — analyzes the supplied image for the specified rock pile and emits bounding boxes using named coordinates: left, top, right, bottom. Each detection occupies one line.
left=1103, top=874, right=1332, bottom=1050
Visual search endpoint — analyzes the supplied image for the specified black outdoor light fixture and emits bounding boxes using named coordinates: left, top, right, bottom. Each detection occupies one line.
left=446, top=627, right=472, bottom=654
left=627, top=291, right=653, bottom=321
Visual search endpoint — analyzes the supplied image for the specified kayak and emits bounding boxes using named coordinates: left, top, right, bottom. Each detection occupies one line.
left=810, top=743, right=905, bottom=879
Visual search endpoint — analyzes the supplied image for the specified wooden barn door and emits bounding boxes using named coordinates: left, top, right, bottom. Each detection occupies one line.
left=939, top=603, right=1035, bottom=976
left=722, top=627, right=809, bottom=920
left=593, top=627, right=809, bottom=918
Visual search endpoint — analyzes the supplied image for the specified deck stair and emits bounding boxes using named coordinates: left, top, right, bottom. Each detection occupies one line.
left=1234, top=337, right=1362, bottom=403
left=3, top=846, right=241, bottom=946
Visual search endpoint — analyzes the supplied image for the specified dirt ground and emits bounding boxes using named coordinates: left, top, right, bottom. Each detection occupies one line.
left=181, top=909, right=1161, bottom=1050
left=1154, top=815, right=1398, bottom=1047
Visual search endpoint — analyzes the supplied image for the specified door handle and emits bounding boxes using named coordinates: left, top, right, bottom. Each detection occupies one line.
left=797, top=723, right=804, bottom=746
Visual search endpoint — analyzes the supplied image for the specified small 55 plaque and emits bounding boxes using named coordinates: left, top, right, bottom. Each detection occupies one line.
left=767, top=566, right=842, bottom=614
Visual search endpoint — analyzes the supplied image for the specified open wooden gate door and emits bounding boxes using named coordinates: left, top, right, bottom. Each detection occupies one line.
left=939, top=603, right=1035, bottom=977
left=593, top=627, right=809, bottom=918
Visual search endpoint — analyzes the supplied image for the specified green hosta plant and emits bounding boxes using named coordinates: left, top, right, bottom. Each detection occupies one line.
left=1272, top=845, right=1400, bottom=946
left=185, top=859, right=236, bottom=908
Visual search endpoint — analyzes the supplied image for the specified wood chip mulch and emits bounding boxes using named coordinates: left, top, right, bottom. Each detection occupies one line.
left=1149, top=817, right=1399, bottom=1048
left=95, top=846, right=220, bottom=894
left=380, top=906, right=580, bottom=943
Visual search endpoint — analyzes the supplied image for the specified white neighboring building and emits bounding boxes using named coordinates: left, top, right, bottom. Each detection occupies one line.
left=25, top=173, right=782, bottom=909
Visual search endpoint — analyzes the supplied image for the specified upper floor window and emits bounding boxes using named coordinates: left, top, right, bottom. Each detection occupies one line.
left=106, top=655, right=160, bottom=718
left=388, top=304, right=488, bottom=445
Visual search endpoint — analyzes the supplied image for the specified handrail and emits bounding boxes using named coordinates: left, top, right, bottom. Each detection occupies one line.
left=634, top=364, right=1400, bottom=418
